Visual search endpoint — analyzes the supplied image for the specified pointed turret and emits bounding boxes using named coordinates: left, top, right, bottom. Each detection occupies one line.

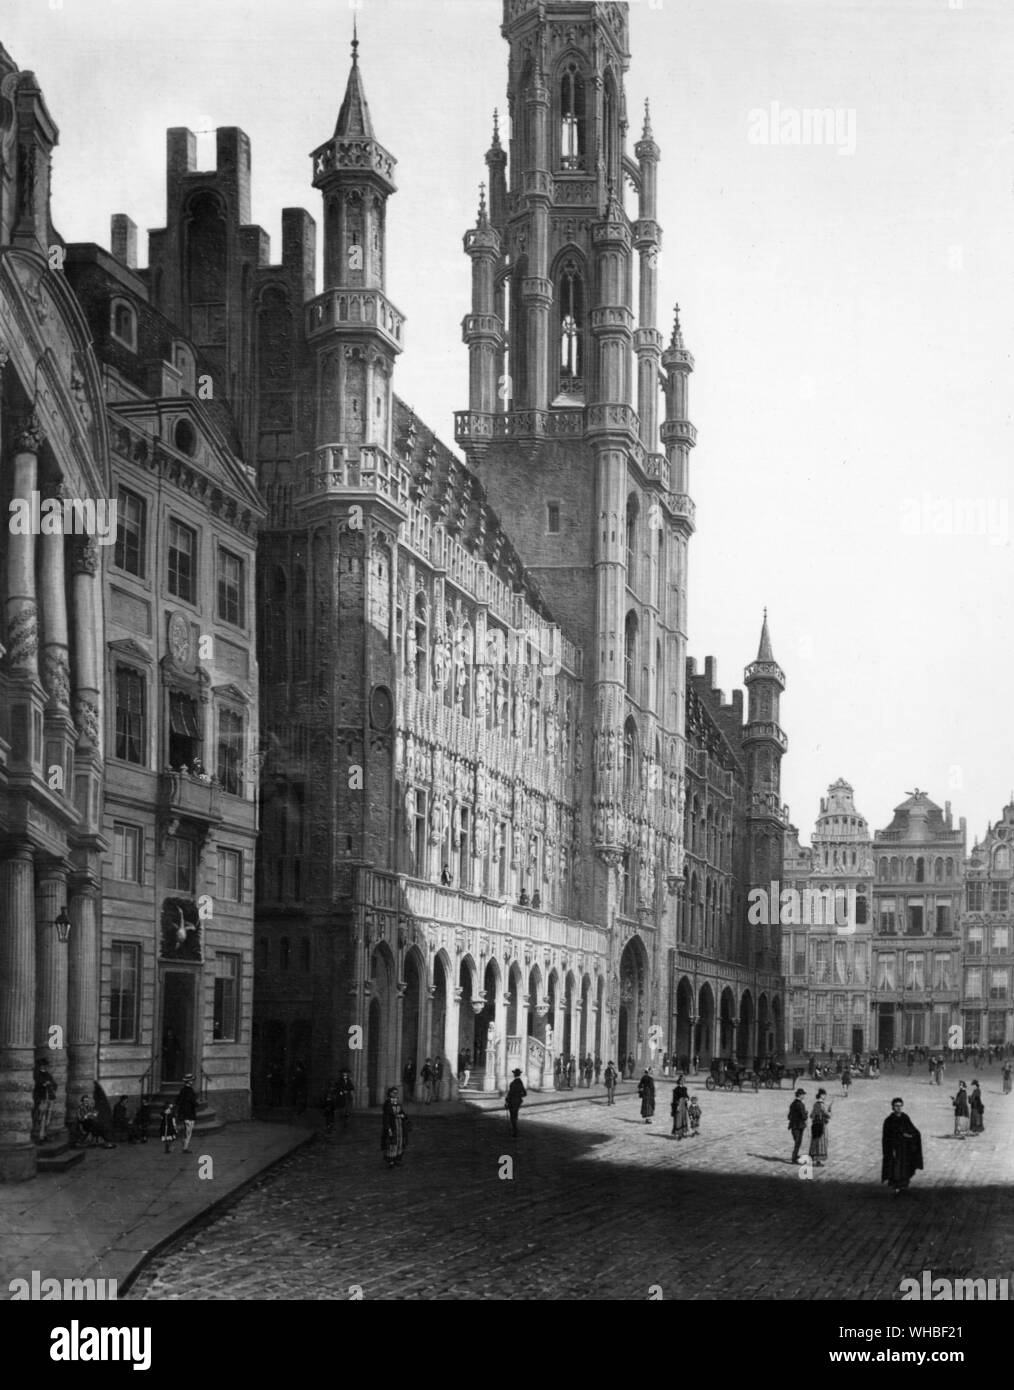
left=333, top=22, right=374, bottom=140
left=485, top=110, right=507, bottom=229
left=757, top=608, right=775, bottom=662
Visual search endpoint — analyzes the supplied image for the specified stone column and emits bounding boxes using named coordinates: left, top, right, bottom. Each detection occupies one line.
left=39, top=485, right=72, bottom=715
left=6, top=415, right=43, bottom=680
left=66, top=871, right=100, bottom=1129
left=35, top=858, right=70, bottom=1142
left=393, top=980, right=406, bottom=1101
left=519, top=991, right=532, bottom=1088
left=441, top=986, right=461, bottom=1100
left=70, top=537, right=102, bottom=754
left=0, top=843, right=37, bottom=1180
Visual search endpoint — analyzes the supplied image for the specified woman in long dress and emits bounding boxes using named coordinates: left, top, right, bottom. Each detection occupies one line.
left=1002, top=1061, right=1012, bottom=1095
left=637, top=1070, right=656, bottom=1124
left=882, top=1097, right=923, bottom=1195
left=969, top=1080, right=985, bottom=1134
left=671, top=1076, right=690, bottom=1140
left=808, top=1088, right=831, bottom=1167
left=952, top=1081, right=970, bottom=1138
left=380, top=1086, right=410, bottom=1168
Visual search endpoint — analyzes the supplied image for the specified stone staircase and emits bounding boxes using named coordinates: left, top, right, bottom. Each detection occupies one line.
left=457, top=1066, right=486, bottom=1093
left=143, top=1092, right=223, bottom=1138
left=35, top=1137, right=86, bottom=1175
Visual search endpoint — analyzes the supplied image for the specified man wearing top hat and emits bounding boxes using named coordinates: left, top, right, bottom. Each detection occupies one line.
left=505, top=1068, right=527, bottom=1137
left=787, top=1087, right=808, bottom=1164
left=176, top=1073, right=198, bottom=1153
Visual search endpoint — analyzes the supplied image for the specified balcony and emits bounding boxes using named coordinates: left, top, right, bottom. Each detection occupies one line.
left=158, top=770, right=222, bottom=828
left=294, top=444, right=410, bottom=511
left=305, top=287, right=405, bottom=352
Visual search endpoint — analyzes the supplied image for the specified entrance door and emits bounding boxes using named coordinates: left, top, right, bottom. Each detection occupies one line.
left=161, top=970, right=197, bottom=1086
left=878, top=1013, right=895, bottom=1053
left=851, top=1026, right=864, bottom=1055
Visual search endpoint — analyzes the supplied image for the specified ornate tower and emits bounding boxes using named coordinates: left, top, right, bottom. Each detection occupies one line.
left=743, top=612, right=788, bottom=966
left=455, top=1, right=694, bottom=1056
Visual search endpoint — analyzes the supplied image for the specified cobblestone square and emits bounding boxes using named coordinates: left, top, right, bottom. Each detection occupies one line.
left=125, top=1070, right=1014, bottom=1301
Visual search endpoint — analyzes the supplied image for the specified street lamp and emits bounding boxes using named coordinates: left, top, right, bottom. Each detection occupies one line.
left=53, top=906, right=71, bottom=943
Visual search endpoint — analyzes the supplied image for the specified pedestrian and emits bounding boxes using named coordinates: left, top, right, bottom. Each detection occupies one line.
left=689, top=1095, right=701, bottom=1136
left=807, top=1054, right=815, bottom=1078
left=788, top=1088, right=808, bottom=1164
left=337, top=1068, right=355, bottom=1121
left=906, top=1052, right=914, bottom=1078
left=637, top=1069, right=656, bottom=1124
left=934, top=1056, right=944, bottom=1087
left=671, top=1075, right=689, bottom=1139
left=882, top=1096, right=923, bottom=1195
left=1002, top=1060, right=1012, bottom=1095
left=566, top=1055, right=576, bottom=1090
left=553, top=1055, right=563, bottom=1090
left=604, top=1060, right=618, bottom=1105
left=176, top=1074, right=198, bottom=1152
left=928, top=1055, right=936, bottom=1083
left=626, top=1052, right=635, bottom=1079
left=433, top=1054, right=444, bottom=1099
left=403, top=1058, right=416, bottom=1101
left=952, top=1081, right=970, bottom=1139
left=322, top=1079, right=339, bottom=1133
left=129, top=1096, right=150, bottom=1144
left=594, top=1055, right=602, bottom=1085
left=159, top=1101, right=177, bottom=1154
left=380, top=1086, right=410, bottom=1168
left=582, top=1054, right=593, bottom=1088
left=661, top=1051, right=670, bottom=1078
left=969, top=1080, right=984, bottom=1134
left=809, top=1088, right=831, bottom=1168
left=505, top=1068, right=526, bottom=1137
left=840, top=1063, right=851, bottom=1099
left=112, top=1096, right=130, bottom=1143
left=420, top=1057, right=434, bottom=1104
left=32, top=1062, right=56, bottom=1144
left=440, top=864, right=452, bottom=886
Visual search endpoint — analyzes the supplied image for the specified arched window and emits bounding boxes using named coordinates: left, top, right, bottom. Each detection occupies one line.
left=655, top=527, right=665, bottom=610
left=623, top=718, right=638, bottom=794
left=916, top=857, right=925, bottom=883
left=625, top=494, right=639, bottom=578
left=603, top=70, right=618, bottom=189
left=111, top=298, right=137, bottom=351
left=655, top=640, right=664, bottom=718
left=291, top=567, right=307, bottom=682
left=560, top=63, right=586, bottom=169
left=624, top=611, right=638, bottom=698
left=558, top=261, right=584, bottom=396
left=414, top=594, right=428, bottom=692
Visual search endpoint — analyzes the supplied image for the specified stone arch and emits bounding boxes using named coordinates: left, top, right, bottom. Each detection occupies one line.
left=506, top=960, right=524, bottom=1035
left=719, top=985, right=736, bottom=1058
left=579, top=973, right=592, bottom=1058
left=696, top=982, right=715, bottom=1067
left=617, top=934, right=649, bottom=1069
left=400, top=946, right=426, bottom=1091
left=367, top=940, right=398, bottom=1106
left=739, top=988, right=755, bottom=1064
left=758, top=991, right=772, bottom=1062
left=563, top=969, right=577, bottom=1056
left=674, top=974, right=695, bottom=1070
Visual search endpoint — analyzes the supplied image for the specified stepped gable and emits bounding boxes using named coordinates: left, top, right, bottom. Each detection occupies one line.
left=392, top=395, right=556, bottom=624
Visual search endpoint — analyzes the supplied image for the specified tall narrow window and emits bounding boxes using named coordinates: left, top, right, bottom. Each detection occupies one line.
left=168, top=519, right=197, bottom=603
left=560, top=64, right=586, bottom=169
left=168, top=690, right=201, bottom=768
left=217, top=548, right=245, bottom=627
left=109, top=943, right=140, bottom=1042
left=114, top=488, right=146, bottom=577
left=624, top=611, right=638, bottom=699
left=112, top=823, right=142, bottom=882
left=625, top=495, right=639, bottom=578
left=115, top=666, right=146, bottom=765
left=217, top=708, right=244, bottom=795
left=558, top=262, right=583, bottom=393
left=603, top=71, right=618, bottom=188
left=213, top=953, right=240, bottom=1041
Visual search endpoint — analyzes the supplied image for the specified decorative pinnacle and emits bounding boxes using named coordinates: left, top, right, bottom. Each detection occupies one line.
left=670, top=303, right=683, bottom=348
left=351, top=16, right=359, bottom=66
left=491, top=108, right=502, bottom=148
left=477, top=181, right=488, bottom=224
left=642, top=98, right=653, bottom=140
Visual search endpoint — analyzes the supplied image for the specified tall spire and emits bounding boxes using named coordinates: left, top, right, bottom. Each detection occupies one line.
left=670, top=303, right=684, bottom=350
left=642, top=98, right=653, bottom=141
left=757, top=608, right=775, bottom=662
left=334, top=21, right=374, bottom=139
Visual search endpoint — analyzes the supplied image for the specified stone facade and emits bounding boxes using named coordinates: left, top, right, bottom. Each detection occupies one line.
left=871, top=791, right=965, bottom=1053
left=781, top=780, right=874, bottom=1056
left=962, top=801, right=1014, bottom=1046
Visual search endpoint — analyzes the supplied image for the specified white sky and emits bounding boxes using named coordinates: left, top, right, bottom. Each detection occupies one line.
left=6, top=0, right=1013, bottom=850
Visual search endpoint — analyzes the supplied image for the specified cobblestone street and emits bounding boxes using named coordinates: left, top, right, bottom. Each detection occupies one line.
left=125, top=1072, right=1014, bottom=1301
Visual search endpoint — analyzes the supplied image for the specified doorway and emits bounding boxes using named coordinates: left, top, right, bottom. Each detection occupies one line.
left=160, top=970, right=197, bottom=1086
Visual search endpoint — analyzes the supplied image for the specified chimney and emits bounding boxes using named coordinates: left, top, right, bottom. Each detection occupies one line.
left=111, top=214, right=137, bottom=269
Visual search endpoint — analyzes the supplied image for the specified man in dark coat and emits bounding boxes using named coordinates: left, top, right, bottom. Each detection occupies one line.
left=788, top=1088, right=808, bottom=1163
left=505, top=1068, right=526, bottom=1137
left=881, top=1096, right=923, bottom=1194
left=403, top=1058, right=416, bottom=1101
left=637, top=1069, right=656, bottom=1123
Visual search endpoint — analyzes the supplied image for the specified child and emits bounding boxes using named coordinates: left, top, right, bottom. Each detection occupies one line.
left=129, top=1097, right=151, bottom=1144
left=159, top=1101, right=177, bottom=1153
left=689, top=1095, right=701, bottom=1136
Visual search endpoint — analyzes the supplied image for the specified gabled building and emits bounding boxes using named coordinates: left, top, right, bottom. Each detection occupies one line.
left=962, top=800, right=1014, bottom=1047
